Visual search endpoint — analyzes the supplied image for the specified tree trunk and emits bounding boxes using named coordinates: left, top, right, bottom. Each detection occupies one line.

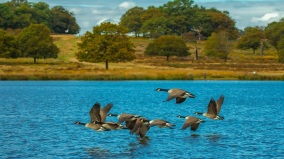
left=195, top=44, right=198, bottom=60
left=166, top=55, right=169, bottom=61
left=34, top=57, right=37, bottom=64
left=105, top=59, right=109, bottom=70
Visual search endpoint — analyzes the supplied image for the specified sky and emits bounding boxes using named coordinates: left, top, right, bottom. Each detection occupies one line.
left=1, top=0, right=284, bottom=35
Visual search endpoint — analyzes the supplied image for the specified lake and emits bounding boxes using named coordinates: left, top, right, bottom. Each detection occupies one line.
left=1, top=81, right=283, bottom=159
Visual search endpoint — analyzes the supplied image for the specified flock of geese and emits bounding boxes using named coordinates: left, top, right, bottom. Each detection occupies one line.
left=75, top=88, right=225, bottom=139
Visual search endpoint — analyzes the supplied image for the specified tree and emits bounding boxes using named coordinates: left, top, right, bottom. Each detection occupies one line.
left=140, top=17, right=173, bottom=38
left=120, top=6, right=144, bottom=37
left=145, top=35, right=190, bottom=61
left=237, top=26, right=266, bottom=54
left=76, top=22, right=136, bottom=70
left=0, top=29, right=18, bottom=58
left=16, top=24, right=59, bottom=63
left=204, top=31, right=231, bottom=61
left=51, top=6, right=80, bottom=34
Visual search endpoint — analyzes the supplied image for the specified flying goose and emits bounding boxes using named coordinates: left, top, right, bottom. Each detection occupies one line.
left=75, top=102, right=113, bottom=131
left=130, top=117, right=150, bottom=138
left=155, top=88, right=195, bottom=104
left=107, top=113, right=140, bottom=123
left=94, top=121, right=127, bottom=130
left=149, top=119, right=175, bottom=129
left=177, top=115, right=204, bottom=131
left=194, top=95, right=224, bottom=120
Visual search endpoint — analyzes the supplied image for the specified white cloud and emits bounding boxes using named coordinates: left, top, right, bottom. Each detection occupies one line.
left=119, top=1, right=135, bottom=9
left=252, top=12, right=279, bottom=22
left=69, top=8, right=80, bottom=14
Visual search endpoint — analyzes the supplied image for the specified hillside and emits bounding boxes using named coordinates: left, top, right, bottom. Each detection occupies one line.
left=0, top=34, right=283, bottom=80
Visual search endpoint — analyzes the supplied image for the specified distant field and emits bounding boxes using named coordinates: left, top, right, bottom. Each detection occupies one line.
left=0, top=34, right=283, bottom=80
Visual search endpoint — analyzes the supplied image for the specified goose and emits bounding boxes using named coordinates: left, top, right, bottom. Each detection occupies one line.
left=107, top=113, right=140, bottom=123
left=94, top=121, right=127, bottom=130
left=75, top=121, right=110, bottom=131
left=177, top=115, right=204, bottom=131
left=194, top=95, right=224, bottom=120
left=149, top=119, right=175, bottom=129
left=75, top=102, right=112, bottom=131
left=130, top=118, right=150, bottom=138
left=90, top=102, right=113, bottom=123
left=155, top=88, right=195, bottom=104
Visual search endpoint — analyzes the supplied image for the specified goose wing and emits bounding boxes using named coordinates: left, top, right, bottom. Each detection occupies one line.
left=190, top=123, right=200, bottom=131
left=100, top=103, right=113, bottom=122
left=89, top=102, right=101, bottom=122
left=216, top=95, right=224, bottom=114
left=181, top=116, right=199, bottom=130
left=138, top=123, right=150, bottom=138
left=207, top=98, right=217, bottom=115
left=118, top=113, right=135, bottom=123
left=166, top=88, right=186, bottom=101
left=176, top=97, right=187, bottom=104
left=130, top=118, right=143, bottom=135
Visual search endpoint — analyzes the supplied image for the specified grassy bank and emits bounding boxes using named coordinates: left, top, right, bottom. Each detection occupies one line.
left=0, top=35, right=283, bottom=80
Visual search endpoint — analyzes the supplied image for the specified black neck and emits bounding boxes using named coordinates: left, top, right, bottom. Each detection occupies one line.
left=158, top=88, right=169, bottom=92
left=75, top=121, right=86, bottom=125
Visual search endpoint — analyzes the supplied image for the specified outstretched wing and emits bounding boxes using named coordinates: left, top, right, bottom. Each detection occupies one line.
left=166, top=88, right=185, bottom=101
left=190, top=123, right=200, bottom=131
left=216, top=95, right=224, bottom=114
left=176, top=97, right=186, bottom=104
left=181, top=116, right=198, bottom=130
left=89, top=102, right=101, bottom=122
left=207, top=98, right=217, bottom=115
left=100, top=103, right=113, bottom=122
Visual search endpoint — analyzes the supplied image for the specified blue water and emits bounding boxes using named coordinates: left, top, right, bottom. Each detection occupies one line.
left=1, top=81, right=284, bottom=159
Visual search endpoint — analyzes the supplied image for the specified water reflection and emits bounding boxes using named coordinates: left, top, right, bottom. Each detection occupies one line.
left=205, top=134, right=221, bottom=142
left=85, top=147, right=111, bottom=158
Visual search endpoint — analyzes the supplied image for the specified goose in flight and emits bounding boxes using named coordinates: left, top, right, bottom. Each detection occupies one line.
left=177, top=115, right=204, bottom=131
left=149, top=119, right=175, bottom=129
left=195, top=95, right=224, bottom=120
left=155, top=88, right=195, bottom=104
left=75, top=102, right=112, bottom=131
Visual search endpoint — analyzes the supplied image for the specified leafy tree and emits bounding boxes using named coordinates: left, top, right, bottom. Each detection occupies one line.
left=207, top=9, right=239, bottom=39
left=145, top=35, right=190, bottom=61
left=140, top=17, right=173, bottom=38
left=0, top=29, right=18, bottom=58
left=160, top=0, right=195, bottom=35
left=265, top=18, right=284, bottom=52
left=16, top=24, right=59, bottom=63
left=204, top=31, right=231, bottom=61
left=237, top=26, right=266, bottom=54
left=120, top=7, right=144, bottom=37
left=76, top=22, right=136, bottom=70
left=51, top=6, right=80, bottom=34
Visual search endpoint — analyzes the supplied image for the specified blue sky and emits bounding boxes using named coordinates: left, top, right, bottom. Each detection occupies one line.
left=1, top=0, right=283, bottom=35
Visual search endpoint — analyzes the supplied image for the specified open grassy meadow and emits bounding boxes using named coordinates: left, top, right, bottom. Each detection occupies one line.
left=0, top=34, right=283, bottom=80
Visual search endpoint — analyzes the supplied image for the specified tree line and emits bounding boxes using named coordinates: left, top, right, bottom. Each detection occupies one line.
left=0, top=0, right=80, bottom=34
left=1, top=0, right=284, bottom=66
left=119, top=0, right=239, bottom=39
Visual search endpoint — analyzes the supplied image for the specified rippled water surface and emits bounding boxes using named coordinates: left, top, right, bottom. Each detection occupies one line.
left=1, top=81, right=284, bottom=159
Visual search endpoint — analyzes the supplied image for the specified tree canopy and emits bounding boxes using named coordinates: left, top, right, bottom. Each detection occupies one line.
left=145, top=35, right=190, bottom=61
left=237, top=26, right=266, bottom=54
left=204, top=31, right=231, bottom=61
left=0, top=0, right=80, bottom=34
left=119, top=0, right=239, bottom=39
left=16, top=24, right=59, bottom=63
left=76, top=22, right=136, bottom=69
